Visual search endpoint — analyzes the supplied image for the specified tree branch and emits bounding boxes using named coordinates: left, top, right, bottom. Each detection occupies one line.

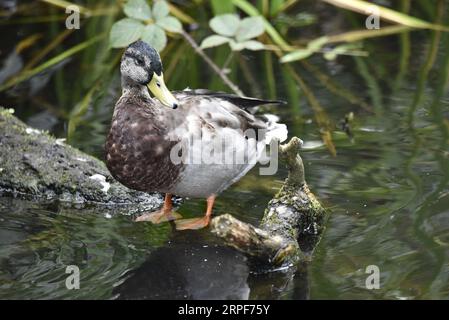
left=181, top=30, right=245, bottom=97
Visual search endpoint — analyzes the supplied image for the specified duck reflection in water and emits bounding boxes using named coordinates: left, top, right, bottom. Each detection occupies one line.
left=113, top=234, right=250, bottom=299
left=113, top=231, right=310, bottom=300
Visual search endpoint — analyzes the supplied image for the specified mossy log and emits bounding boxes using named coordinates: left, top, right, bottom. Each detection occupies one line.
left=210, top=137, right=328, bottom=268
left=0, top=107, right=162, bottom=213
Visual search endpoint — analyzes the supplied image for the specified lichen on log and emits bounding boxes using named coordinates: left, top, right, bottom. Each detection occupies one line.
left=0, top=107, right=162, bottom=212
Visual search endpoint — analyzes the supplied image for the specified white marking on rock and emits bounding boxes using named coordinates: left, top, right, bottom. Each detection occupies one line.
left=55, top=138, right=66, bottom=145
left=75, top=157, right=87, bottom=162
left=25, top=128, right=41, bottom=135
left=276, top=206, right=288, bottom=215
left=89, top=174, right=110, bottom=193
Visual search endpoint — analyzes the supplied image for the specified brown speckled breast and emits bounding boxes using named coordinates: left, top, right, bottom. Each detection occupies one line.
left=105, top=96, right=183, bottom=193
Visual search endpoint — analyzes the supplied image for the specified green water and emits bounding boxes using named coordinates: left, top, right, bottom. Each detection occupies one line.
left=1, top=1, right=449, bottom=299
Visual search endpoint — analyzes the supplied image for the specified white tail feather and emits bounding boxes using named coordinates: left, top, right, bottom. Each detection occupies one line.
left=264, top=113, right=288, bottom=143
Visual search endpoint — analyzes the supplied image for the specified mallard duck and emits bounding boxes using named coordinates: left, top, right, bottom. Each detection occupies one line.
left=106, top=40, right=287, bottom=230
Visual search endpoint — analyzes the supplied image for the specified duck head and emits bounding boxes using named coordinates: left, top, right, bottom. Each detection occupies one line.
left=121, top=40, right=178, bottom=109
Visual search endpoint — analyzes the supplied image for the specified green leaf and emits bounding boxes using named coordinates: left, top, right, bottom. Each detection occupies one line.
left=209, top=14, right=240, bottom=37
left=110, top=18, right=144, bottom=48
left=141, top=24, right=167, bottom=51
left=200, top=35, right=230, bottom=49
left=241, top=40, right=265, bottom=50
left=322, top=0, right=449, bottom=31
left=211, top=0, right=235, bottom=14
left=270, top=0, right=285, bottom=15
left=235, top=16, right=265, bottom=42
left=280, top=36, right=328, bottom=63
left=157, top=16, right=183, bottom=33
left=0, top=35, right=105, bottom=92
left=232, top=0, right=290, bottom=50
left=229, top=39, right=244, bottom=51
left=323, top=43, right=364, bottom=60
left=123, top=0, right=152, bottom=21
left=280, top=49, right=314, bottom=63
left=307, top=36, right=328, bottom=51
left=153, top=0, right=170, bottom=21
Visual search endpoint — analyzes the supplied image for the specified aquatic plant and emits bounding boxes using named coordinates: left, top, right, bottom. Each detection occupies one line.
left=109, top=0, right=182, bottom=50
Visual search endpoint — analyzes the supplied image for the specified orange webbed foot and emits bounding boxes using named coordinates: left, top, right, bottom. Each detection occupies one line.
left=175, top=194, right=215, bottom=230
left=135, top=210, right=182, bottom=223
left=135, top=193, right=181, bottom=224
left=175, top=216, right=211, bottom=230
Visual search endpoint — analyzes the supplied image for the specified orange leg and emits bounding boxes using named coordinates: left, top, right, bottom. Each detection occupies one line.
left=175, top=194, right=216, bottom=230
left=135, top=193, right=182, bottom=223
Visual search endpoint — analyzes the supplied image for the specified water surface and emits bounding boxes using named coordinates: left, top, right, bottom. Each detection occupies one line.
left=0, top=1, right=449, bottom=299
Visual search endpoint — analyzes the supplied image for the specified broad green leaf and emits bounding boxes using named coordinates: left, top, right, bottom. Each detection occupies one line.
left=123, top=0, right=152, bottom=21
left=110, top=18, right=144, bottom=48
left=200, top=35, right=230, bottom=49
left=241, top=40, right=265, bottom=50
left=153, top=0, right=170, bottom=21
left=209, top=14, right=240, bottom=37
left=229, top=39, right=245, bottom=51
left=157, top=16, right=183, bottom=33
left=235, top=16, right=265, bottom=42
left=141, top=24, right=167, bottom=51
left=232, top=0, right=290, bottom=50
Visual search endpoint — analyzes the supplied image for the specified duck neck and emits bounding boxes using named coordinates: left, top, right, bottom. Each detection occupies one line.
left=121, top=76, right=152, bottom=100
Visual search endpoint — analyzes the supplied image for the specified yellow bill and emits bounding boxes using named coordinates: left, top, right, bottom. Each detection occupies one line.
left=147, top=72, right=179, bottom=109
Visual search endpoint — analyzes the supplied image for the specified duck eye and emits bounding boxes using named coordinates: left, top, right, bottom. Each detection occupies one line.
left=135, top=58, right=145, bottom=66
left=156, top=82, right=161, bottom=88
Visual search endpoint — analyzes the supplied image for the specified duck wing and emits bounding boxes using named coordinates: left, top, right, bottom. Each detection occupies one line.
left=168, top=91, right=288, bottom=143
left=174, top=89, right=286, bottom=110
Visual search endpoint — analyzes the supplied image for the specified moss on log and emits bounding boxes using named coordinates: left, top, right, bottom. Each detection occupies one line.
left=0, top=107, right=162, bottom=211
left=210, top=137, right=328, bottom=268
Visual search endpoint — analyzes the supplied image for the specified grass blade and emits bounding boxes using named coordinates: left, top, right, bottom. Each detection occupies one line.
left=284, top=64, right=337, bottom=157
left=322, top=0, right=449, bottom=31
left=40, top=0, right=90, bottom=15
left=0, top=34, right=105, bottom=92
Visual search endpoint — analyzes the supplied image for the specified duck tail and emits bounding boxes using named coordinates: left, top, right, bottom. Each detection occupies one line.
left=263, top=114, right=288, bottom=143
